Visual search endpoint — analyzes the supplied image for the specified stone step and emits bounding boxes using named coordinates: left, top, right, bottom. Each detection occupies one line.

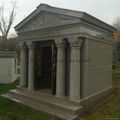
left=17, top=86, right=81, bottom=106
left=2, top=93, right=79, bottom=120
left=9, top=89, right=83, bottom=115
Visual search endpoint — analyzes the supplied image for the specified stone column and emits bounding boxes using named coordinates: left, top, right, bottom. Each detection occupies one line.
left=55, top=39, right=66, bottom=97
left=28, top=42, right=35, bottom=90
left=69, top=37, right=83, bottom=101
left=20, top=42, right=28, bottom=87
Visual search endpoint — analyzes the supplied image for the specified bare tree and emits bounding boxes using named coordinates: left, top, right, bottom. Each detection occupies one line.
left=113, top=17, right=120, bottom=32
left=0, top=2, right=16, bottom=50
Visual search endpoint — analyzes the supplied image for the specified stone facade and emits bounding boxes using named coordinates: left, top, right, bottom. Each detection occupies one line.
left=3, top=4, right=116, bottom=120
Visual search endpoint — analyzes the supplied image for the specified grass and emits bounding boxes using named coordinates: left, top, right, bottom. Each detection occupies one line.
left=0, top=80, right=59, bottom=120
left=0, top=64, right=120, bottom=120
left=0, top=80, right=19, bottom=95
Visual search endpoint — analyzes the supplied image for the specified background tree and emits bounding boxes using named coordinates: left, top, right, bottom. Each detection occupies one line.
left=0, top=2, right=16, bottom=50
left=113, top=16, right=120, bottom=32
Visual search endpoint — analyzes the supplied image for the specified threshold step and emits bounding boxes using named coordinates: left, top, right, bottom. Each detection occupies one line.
left=2, top=93, right=80, bottom=120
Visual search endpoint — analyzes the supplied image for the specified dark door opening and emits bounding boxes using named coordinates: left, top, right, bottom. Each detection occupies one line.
left=42, top=46, right=52, bottom=89
left=34, top=44, right=56, bottom=95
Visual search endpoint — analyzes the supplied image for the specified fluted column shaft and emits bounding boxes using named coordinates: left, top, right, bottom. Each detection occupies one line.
left=28, top=43, right=35, bottom=90
left=55, top=40, right=66, bottom=97
left=20, top=43, right=28, bottom=87
left=69, top=38, right=83, bottom=101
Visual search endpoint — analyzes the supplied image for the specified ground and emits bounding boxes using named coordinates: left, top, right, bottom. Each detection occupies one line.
left=0, top=64, right=120, bottom=120
left=80, top=63, right=120, bottom=120
left=0, top=80, right=59, bottom=120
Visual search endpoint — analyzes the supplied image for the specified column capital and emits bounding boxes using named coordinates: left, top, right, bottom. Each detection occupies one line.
left=19, top=42, right=27, bottom=50
left=68, top=36, right=83, bottom=48
left=55, top=38, right=66, bottom=48
left=27, top=42, right=35, bottom=50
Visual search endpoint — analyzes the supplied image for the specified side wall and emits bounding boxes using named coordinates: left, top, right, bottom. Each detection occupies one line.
left=82, top=38, right=113, bottom=98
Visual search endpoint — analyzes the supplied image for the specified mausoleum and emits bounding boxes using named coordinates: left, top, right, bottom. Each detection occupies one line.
left=3, top=4, right=116, bottom=120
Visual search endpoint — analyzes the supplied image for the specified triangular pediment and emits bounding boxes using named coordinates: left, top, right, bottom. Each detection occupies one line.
left=15, top=4, right=116, bottom=33
left=19, top=11, right=80, bottom=32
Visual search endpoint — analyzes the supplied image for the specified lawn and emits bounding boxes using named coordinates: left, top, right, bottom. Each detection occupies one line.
left=0, top=64, right=120, bottom=120
left=0, top=80, right=59, bottom=120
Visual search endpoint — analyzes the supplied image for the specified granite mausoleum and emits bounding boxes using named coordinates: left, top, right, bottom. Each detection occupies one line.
left=3, top=4, right=116, bottom=120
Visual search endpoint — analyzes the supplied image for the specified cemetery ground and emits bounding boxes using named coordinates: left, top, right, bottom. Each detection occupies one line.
left=0, top=64, right=120, bottom=120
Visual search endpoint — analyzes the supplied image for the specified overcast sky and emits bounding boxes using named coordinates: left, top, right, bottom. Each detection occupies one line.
left=1, top=0, right=120, bottom=36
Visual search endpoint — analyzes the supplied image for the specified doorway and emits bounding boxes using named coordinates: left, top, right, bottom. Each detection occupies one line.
left=34, top=43, right=57, bottom=95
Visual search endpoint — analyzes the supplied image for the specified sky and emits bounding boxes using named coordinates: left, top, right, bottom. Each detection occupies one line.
left=1, top=0, right=120, bottom=36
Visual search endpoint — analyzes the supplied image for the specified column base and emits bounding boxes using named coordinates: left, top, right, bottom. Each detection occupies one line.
left=28, top=86, right=34, bottom=91
left=20, top=85, right=27, bottom=88
left=69, top=96, right=81, bottom=103
left=56, top=92, right=65, bottom=98
left=20, top=80, right=27, bottom=88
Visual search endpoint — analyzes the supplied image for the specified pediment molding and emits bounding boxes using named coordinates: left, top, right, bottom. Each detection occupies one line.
left=15, top=4, right=116, bottom=33
left=19, top=11, right=80, bottom=32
